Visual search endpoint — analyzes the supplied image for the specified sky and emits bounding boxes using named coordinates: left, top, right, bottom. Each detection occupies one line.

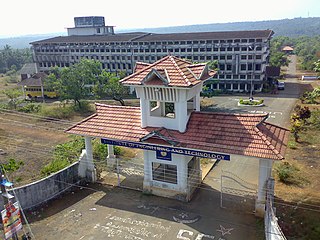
left=1, top=0, right=320, bottom=38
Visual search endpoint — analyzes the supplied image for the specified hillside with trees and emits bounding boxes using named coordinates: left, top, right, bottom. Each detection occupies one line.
left=270, top=36, right=320, bottom=70
left=0, top=45, right=32, bottom=73
left=1, top=17, right=319, bottom=49
left=123, top=17, right=320, bottom=37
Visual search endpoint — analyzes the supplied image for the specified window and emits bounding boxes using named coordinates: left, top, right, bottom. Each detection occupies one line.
left=150, top=101, right=175, bottom=118
left=241, top=64, right=246, bottom=71
left=255, top=64, right=261, bottom=71
left=152, top=163, right=177, bottom=184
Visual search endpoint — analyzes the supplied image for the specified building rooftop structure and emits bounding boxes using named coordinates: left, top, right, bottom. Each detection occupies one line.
left=66, top=104, right=289, bottom=160
left=121, top=55, right=215, bottom=87
left=31, top=30, right=273, bottom=44
left=17, top=72, right=47, bottom=87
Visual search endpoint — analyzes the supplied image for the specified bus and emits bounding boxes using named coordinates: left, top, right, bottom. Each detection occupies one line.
left=24, top=86, right=58, bottom=99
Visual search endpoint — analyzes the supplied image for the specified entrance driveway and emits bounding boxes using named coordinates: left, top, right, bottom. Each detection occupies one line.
left=28, top=183, right=263, bottom=240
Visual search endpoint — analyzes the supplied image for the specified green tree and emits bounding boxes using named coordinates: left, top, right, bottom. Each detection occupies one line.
left=0, top=45, right=32, bottom=73
left=94, top=71, right=129, bottom=106
left=269, top=36, right=290, bottom=67
left=47, top=59, right=101, bottom=108
left=314, top=59, right=320, bottom=75
left=2, top=88, right=22, bottom=109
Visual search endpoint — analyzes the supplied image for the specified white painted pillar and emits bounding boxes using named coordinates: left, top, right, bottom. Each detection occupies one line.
left=107, top=144, right=116, bottom=166
left=84, top=136, right=97, bottom=182
left=176, top=101, right=188, bottom=132
left=194, top=93, right=200, bottom=111
left=140, top=98, right=148, bottom=128
left=143, top=151, right=152, bottom=191
left=255, top=158, right=273, bottom=216
left=178, top=157, right=188, bottom=193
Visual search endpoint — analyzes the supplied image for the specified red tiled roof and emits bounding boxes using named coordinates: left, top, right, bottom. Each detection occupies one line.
left=65, top=104, right=151, bottom=141
left=66, top=104, right=289, bottom=160
left=121, top=55, right=216, bottom=87
left=134, top=62, right=151, bottom=72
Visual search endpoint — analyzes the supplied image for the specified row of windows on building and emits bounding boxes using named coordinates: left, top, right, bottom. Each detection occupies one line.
left=36, top=53, right=264, bottom=64
left=35, top=45, right=265, bottom=53
left=211, top=83, right=262, bottom=90
left=37, top=61, right=262, bottom=80
left=39, top=38, right=265, bottom=48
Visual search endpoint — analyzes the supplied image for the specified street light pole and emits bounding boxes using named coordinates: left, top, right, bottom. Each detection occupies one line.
left=249, top=44, right=254, bottom=100
left=250, top=71, right=253, bottom=100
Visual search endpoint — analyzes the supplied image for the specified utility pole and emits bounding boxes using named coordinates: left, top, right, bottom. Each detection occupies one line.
left=0, top=167, right=19, bottom=240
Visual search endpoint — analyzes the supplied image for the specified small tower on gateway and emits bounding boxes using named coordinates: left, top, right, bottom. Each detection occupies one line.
left=119, top=55, right=216, bottom=199
left=121, top=55, right=215, bottom=132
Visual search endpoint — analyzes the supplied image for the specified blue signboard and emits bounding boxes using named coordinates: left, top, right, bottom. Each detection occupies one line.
left=156, top=150, right=172, bottom=161
left=101, top=138, right=230, bottom=161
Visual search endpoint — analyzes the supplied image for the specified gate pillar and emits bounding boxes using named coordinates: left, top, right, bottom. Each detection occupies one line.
left=107, top=144, right=116, bottom=166
left=84, top=136, right=97, bottom=182
left=255, top=158, right=273, bottom=217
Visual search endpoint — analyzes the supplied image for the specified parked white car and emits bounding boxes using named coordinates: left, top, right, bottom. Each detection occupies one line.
left=277, top=82, right=285, bottom=90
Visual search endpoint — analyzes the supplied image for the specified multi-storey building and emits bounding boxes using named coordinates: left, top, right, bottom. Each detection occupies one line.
left=31, top=16, right=274, bottom=92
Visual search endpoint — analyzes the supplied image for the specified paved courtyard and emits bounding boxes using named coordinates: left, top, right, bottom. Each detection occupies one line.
left=27, top=182, right=263, bottom=240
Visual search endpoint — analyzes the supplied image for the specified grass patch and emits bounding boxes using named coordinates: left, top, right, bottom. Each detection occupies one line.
left=287, top=140, right=297, bottom=149
left=274, top=161, right=308, bottom=186
left=39, top=101, right=95, bottom=119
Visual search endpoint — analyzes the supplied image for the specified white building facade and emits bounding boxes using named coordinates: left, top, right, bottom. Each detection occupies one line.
left=31, top=17, right=274, bottom=93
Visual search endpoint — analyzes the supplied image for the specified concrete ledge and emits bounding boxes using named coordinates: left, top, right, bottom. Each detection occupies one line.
left=144, top=184, right=188, bottom=202
left=1, top=162, right=82, bottom=210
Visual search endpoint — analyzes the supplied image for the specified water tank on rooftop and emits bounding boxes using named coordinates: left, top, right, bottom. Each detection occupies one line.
left=74, top=16, right=105, bottom=28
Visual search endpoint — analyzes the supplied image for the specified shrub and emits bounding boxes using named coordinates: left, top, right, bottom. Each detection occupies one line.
left=1, top=158, right=24, bottom=173
left=40, top=104, right=74, bottom=119
left=93, top=139, right=109, bottom=161
left=18, top=103, right=42, bottom=113
left=287, top=141, right=297, bottom=149
left=275, top=161, right=300, bottom=184
left=309, top=110, right=320, bottom=129
left=239, top=98, right=264, bottom=105
left=41, top=136, right=84, bottom=176
left=53, top=137, right=85, bottom=162
left=41, top=158, right=70, bottom=176
left=114, top=146, right=123, bottom=156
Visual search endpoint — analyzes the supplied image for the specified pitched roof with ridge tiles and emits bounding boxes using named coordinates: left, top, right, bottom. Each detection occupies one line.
left=66, top=103, right=289, bottom=160
left=17, top=72, right=48, bottom=87
left=120, top=55, right=216, bottom=87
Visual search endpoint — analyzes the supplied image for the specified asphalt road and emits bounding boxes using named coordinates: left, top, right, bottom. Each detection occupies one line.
left=207, top=78, right=301, bottom=128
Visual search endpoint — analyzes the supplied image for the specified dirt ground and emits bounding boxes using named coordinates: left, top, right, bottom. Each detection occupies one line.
left=0, top=109, right=72, bottom=185
left=273, top=59, right=320, bottom=239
